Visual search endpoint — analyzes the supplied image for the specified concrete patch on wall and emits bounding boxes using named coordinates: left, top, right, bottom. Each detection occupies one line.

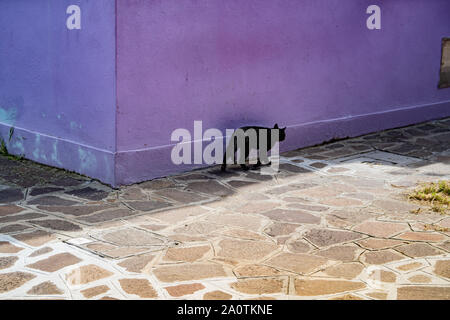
left=0, top=122, right=115, bottom=186
left=78, top=147, right=98, bottom=173
left=0, top=107, right=17, bottom=126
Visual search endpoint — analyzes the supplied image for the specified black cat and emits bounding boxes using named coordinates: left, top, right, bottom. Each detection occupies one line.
left=221, top=123, right=286, bottom=171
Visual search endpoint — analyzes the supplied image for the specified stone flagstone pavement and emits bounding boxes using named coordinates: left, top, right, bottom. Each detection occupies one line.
left=0, top=118, right=449, bottom=300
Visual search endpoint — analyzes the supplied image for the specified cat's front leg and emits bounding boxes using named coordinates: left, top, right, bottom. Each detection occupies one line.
left=240, top=164, right=250, bottom=171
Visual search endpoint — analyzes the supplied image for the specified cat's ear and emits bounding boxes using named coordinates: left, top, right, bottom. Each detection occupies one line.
left=274, top=123, right=279, bottom=129
left=283, top=127, right=287, bottom=131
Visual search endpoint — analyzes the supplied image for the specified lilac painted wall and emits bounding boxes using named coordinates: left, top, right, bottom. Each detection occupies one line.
left=0, top=0, right=116, bottom=184
left=116, top=0, right=450, bottom=185
left=1, top=1, right=449, bottom=186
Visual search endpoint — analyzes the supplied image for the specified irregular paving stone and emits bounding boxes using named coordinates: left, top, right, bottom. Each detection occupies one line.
left=139, top=224, right=167, bottom=231
left=203, top=290, right=232, bottom=300
left=286, top=203, right=329, bottom=212
left=327, top=167, right=351, bottom=174
left=264, top=222, right=299, bottom=237
left=0, top=241, right=24, bottom=253
left=357, top=238, right=405, bottom=250
left=165, top=283, right=205, bottom=297
left=226, top=180, right=257, bottom=189
left=353, top=221, right=409, bottom=238
left=175, top=174, right=213, bottom=181
left=261, top=209, right=320, bottom=224
left=304, top=228, right=364, bottom=247
left=119, top=279, right=158, bottom=298
left=0, top=272, right=36, bottom=293
left=237, top=202, right=279, bottom=214
left=408, top=275, right=432, bottom=283
left=396, top=262, right=424, bottom=272
left=331, top=294, right=364, bottom=300
left=266, top=253, right=332, bottom=275
left=221, top=229, right=265, bottom=241
left=164, top=245, right=211, bottom=263
left=244, top=172, right=274, bottom=181
left=0, top=212, right=46, bottom=223
left=118, top=254, right=155, bottom=273
left=101, top=228, right=164, bottom=246
left=294, top=279, right=365, bottom=296
left=319, top=197, right=363, bottom=207
left=344, top=193, right=374, bottom=201
left=207, top=214, right=265, bottom=231
left=267, top=185, right=301, bottom=195
left=372, top=199, right=418, bottom=213
left=287, top=240, right=313, bottom=254
left=151, top=205, right=208, bottom=224
left=217, top=239, right=278, bottom=261
left=103, top=247, right=150, bottom=259
left=29, top=247, right=53, bottom=257
left=37, top=204, right=117, bottom=217
left=168, top=234, right=207, bottom=242
left=326, top=209, right=376, bottom=226
left=322, top=263, right=365, bottom=280
left=100, top=296, right=119, bottom=300
left=315, top=245, right=361, bottom=262
left=368, top=270, right=397, bottom=283
left=362, top=250, right=405, bottom=265
left=85, top=242, right=117, bottom=252
left=139, top=179, right=176, bottom=190
left=0, top=205, right=25, bottom=216
left=234, top=265, right=283, bottom=278
left=174, top=221, right=223, bottom=236
left=13, top=230, right=55, bottom=247
left=279, top=163, right=311, bottom=174
left=397, top=286, right=450, bottom=300
left=309, top=162, right=328, bottom=169
left=293, top=186, right=343, bottom=199
left=27, top=196, right=79, bottom=206
left=81, top=285, right=110, bottom=298
left=65, top=187, right=109, bottom=201
left=0, top=256, right=18, bottom=270
left=31, top=219, right=82, bottom=232
left=27, top=253, right=82, bottom=272
left=187, top=181, right=234, bottom=197
left=124, top=200, right=173, bottom=212
left=27, top=281, right=64, bottom=295
left=433, top=260, right=450, bottom=279
left=120, top=187, right=147, bottom=200
left=154, top=189, right=209, bottom=204
left=66, top=264, right=114, bottom=285
left=0, top=188, right=24, bottom=203
left=395, top=243, right=443, bottom=258
left=51, top=177, right=84, bottom=187
left=394, top=232, right=446, bottom=242
left=77, top=209, right=135, bottom=224
left=366, top=292, right=388, bottom=300
left=0, top=223, right=30, bottom=233
left=231, top=278, right=285, bottom=295
left=29, top=187, right=64, bottom=196
left=153, top=263, right=227, bottom=282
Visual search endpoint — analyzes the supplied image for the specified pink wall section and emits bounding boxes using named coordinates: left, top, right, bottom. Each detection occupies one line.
left=115, top=0, right=450, bottom=185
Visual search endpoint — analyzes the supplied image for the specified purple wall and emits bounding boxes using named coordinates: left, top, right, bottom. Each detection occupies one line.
left=0, top=0, right=116, bottom=185
left=115, top=0, right=450, bottom=185
left=1, top=1, right=449, bottom=186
